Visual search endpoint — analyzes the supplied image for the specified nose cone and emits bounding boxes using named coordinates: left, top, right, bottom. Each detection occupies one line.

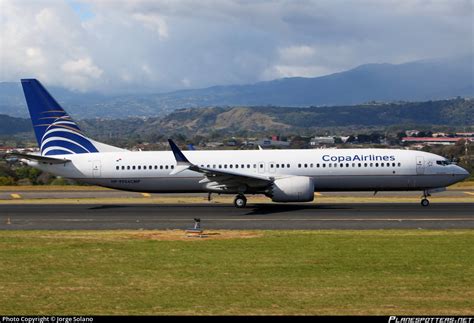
left=456, top=165, right=470, bottom=181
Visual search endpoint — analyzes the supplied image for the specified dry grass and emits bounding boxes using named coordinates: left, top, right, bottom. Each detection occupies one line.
left=32, top=230, right=264, bottom=242
left=0, top=185, right=112, bottom=191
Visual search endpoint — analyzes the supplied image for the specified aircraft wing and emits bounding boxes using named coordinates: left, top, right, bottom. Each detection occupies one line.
left=5, top=152, right=71, bottom=164
left=168, top=139, right=272, bottom=189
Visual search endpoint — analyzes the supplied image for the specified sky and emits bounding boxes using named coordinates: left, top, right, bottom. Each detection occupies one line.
left=0, top=0, right=472, bottom=93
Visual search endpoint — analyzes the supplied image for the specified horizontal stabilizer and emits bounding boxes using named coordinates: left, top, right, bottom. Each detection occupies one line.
left=6, top=152, right=70, bottom=164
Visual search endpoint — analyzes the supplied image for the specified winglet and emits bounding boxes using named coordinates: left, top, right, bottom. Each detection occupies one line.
left=168, top=139, right=191, bottom=165
left=168, top=139, right=192, bottom=175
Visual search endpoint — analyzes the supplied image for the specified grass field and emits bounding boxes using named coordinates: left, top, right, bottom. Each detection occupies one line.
left=0, top=230, right=472, bottom=315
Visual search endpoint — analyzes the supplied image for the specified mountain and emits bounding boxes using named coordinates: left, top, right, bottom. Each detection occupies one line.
left=1, top=55, right=472, bottom=118
left=132, top=98, right=474, bottom=137
left=0, top=114, right=31, bottom=135
left=154, top=55, right=473, bottom=108
left=3, top=99, right=471, bottom=142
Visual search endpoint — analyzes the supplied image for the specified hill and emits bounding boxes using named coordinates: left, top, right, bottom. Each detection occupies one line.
left=0, top=114, right=31, bottom=135
left=1, top=56, right=472, bottom=119
left=2, top=99, right=472, bottom=141
left=135, top=98, right=474, bottom=137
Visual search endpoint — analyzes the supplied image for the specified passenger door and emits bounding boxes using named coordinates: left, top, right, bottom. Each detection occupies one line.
left=92, top=160, right=102, bottom=178
left=416, top=156, right=424, bottom=175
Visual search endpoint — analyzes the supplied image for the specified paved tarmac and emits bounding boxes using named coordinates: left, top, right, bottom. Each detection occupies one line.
left=0, top=203, right=472, bottom=230
left=1, top=189, right=473, bottom=199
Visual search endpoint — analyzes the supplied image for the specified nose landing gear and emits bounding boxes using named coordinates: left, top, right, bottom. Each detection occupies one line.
left=421, top=190, right=431, bottom=207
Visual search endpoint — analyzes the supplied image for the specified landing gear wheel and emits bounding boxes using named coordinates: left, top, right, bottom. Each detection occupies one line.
left=234, top=195, right=247, bottom=208
left=421, top=198, right=430, bottom=207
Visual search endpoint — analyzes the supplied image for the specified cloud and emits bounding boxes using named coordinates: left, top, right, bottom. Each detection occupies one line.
left=132, top=13, right=168, bottom=40
left=61, top=57, right=103, bottom=90
left=0, top=0, right=472, bottom=93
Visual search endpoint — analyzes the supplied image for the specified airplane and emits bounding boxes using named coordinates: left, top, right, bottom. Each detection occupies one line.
left=8, top=79, right=470, bottom=208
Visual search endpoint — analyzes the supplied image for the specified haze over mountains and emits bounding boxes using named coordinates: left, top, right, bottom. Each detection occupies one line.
left=1, top=55, right=472, bottom=119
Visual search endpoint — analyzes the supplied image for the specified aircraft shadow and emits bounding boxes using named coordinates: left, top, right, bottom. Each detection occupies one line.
left=88, top=203, right=353, bottom=215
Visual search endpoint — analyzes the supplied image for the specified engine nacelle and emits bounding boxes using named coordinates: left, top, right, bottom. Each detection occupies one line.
left=269, top=176, right=315, bottom=202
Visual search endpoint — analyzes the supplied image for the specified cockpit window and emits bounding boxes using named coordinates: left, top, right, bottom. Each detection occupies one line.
left=436, top=160, right=450, bottom=166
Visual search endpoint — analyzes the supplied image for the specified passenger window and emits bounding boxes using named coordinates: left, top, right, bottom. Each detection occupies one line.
left=298, top=164, right=301, bottom=168
left=165, top=165, right=169, bottom=169
left=287, top=164, right=290, bottom=168
left=143, top=166, right=147, bottom=170
left=132, top=166, right=136, bottom=170
left=154, top=165, right=158, bottom=169
left=304, top=164, right=307, bottom=168
left=160, top=165, right=163, bottom=170
left=347, top=163, right=350, bottom=168
left=364, top=163, right=367, bottom=167
left=323, top=164, right=326, bottom=168
left=392, top=163, right=396, bottom=167
left=127, top=166, right=130, bottom=170
left=116, top=166, right=119, bottom=170
left=229, top=165, right=233, bottom=168
left=398, top=163, right=401, bottom=167
left=171, top=165, right=174, bottom=169
left=138, top=166, right=141, bottom=170
left=375, top=163, right=379, bottom=167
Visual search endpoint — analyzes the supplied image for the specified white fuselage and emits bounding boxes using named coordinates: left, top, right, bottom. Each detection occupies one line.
left=25, top=148, right=469, bottom=194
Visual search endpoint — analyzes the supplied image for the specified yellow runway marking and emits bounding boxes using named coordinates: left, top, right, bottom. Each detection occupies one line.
left=141, top=193, right=151, bottom=198
left=463, top=192, right=474, bottom=196
left=10, top=194, right=21, bottom=199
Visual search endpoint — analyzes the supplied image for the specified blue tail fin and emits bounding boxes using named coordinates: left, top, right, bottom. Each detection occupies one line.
left=21, top=79, right=100, bottom=156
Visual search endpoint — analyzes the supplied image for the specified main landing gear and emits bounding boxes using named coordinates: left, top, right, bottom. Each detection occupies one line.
left=234, top=194, right=247, bottom=208
left=421, top=190, right=431, bottom=207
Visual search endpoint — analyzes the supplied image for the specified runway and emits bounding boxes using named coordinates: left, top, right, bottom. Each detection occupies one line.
left=1, top=203, right=473, bottom=230
left=1, top=189, right=473, bottom=199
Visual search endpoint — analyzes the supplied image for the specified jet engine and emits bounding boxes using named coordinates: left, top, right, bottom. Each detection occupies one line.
left=268, top=176, right=314, bottom=202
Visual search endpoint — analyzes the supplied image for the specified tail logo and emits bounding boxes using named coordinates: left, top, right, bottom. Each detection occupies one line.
left=39, top=116, right=98, bottom=156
